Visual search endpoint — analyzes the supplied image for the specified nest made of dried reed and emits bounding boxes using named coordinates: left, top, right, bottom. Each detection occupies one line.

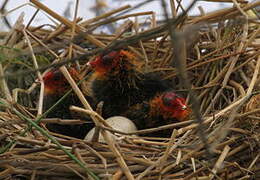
left=0, top=0, right=259, bottom=179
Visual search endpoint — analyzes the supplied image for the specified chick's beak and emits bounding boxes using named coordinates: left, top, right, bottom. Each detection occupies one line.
left=87, top=56, right=101, bottom=69
left=176, top=98, right=187, bottom=110
left=87, top=61, right=92, bottom=67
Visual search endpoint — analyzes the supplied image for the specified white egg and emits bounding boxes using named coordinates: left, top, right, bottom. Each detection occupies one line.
left=84, top=116, right=137, bottom=142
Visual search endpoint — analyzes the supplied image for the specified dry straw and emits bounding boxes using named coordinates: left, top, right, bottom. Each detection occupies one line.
left=0, top=0, right=259, bottom=179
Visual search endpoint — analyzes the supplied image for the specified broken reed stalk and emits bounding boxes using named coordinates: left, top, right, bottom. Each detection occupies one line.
left=30, top=0, right=106, bottom=48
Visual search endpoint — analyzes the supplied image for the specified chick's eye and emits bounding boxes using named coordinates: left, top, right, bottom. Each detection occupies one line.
left=162, top=95, right=176, bottom=107
left=102, top=55, right=114, bottom=66
left=52, top=72, right=64, bottom=81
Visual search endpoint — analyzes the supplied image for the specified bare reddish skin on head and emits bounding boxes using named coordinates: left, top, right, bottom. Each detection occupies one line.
left=43, top=68, right=79, bottom=95
left=88, top=50, right=137, bottom=77
left=150, top=92, right=191, bottom=121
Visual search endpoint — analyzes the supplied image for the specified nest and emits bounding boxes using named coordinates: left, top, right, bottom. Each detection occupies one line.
left=0, top=0, right=259, bottom=179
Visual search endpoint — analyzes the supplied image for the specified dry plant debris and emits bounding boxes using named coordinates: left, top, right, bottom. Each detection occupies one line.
left=0, top=0, right=259, bottom=179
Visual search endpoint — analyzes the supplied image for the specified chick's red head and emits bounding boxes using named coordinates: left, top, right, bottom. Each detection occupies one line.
left=88, top=51, right=121, bottom=75
left=43, top=68, right=78, bottom=96
left=88, top=50, right=136, bottom=76
left=160, top=92, right=191, bottom=121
